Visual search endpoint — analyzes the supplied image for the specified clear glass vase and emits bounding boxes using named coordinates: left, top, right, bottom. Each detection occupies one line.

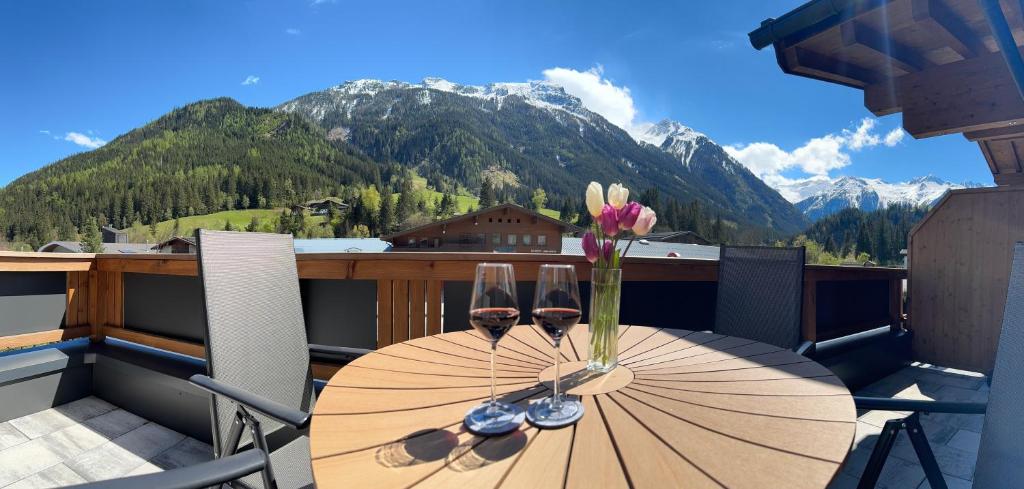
left=588, top=268, right=621, bottom=372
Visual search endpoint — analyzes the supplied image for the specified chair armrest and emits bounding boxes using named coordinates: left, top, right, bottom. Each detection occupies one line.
left=63, top=449, right=267, bottom=489
left=309, top=343, right=372, bottom=359
left=189, top=374, right=311, bottom=429
left=793, top=340, right=815, bottom=356
left=853, top=396, right=987, bottom=414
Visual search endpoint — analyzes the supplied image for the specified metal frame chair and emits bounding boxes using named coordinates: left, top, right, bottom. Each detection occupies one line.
left=714, top=245, right=812, bottom=354
left=853, top=242, right=1024, bottom=489
left=192, top=230, right=369, bottom=489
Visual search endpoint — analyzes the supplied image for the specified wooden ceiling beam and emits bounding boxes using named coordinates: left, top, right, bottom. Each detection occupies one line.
left=840, top=21, right=932, bottom=73
left=791, top=47, right=884, bottom=87
left=897, top=49, right=1024, bottom=137
left=864, top=82, right=902, bottom=115
left=964, top=124, right=1024, bottom=141
left=911, top=0, right=986, bottom=60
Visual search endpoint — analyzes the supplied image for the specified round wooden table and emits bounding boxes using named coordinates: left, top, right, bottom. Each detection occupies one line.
left=310, top=325, right=856, bottom=489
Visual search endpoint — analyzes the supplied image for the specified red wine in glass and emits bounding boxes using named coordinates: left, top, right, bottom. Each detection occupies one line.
left=532, top=307, right=582, bottom=340
left=469, top=307, right=520, bottom=342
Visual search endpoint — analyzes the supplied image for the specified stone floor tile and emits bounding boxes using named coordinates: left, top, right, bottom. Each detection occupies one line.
left=890, top=436, right=977, bottom=481
left=858, top=409, right=911, bottom=429
left=53, top=397, right=116, bottom=423
left=35, top=423, right=110, bottom=460
left=0, top=422, right=29, bottom=451
left=149, top=437, right=213, bottom=470
left=827, top=471, right=860, bottom=489
left=918, top=474, right=973, bottom=489
left=0, top=438, right=64, bottom=486
left=933, top=385, right=987, bottom=402
left=7, top=409, right=77, bottom=439
left=4, top=464, right=87, bottom=489
left=945, top=429, right=982, bottom=455
left=66, top=423, right=185, bottom=481
left=871, top=456, right=925, bottom=489
left=123, top=462, right=162, bottom=476
left=81, top=409, right=147, bottom=439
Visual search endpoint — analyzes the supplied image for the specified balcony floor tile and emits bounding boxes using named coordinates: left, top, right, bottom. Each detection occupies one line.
left=0, top=397, right=211, bottom=489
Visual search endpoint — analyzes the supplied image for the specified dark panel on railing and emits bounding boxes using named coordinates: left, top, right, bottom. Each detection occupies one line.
left=124, top=273, right=205, bottom=343
left=620, top=282, right=718, bottom=330
left=301, top=279, right=377, bottom=350
left=0, top=272, right=67, bottom=336
left=815, top=280, right=891, bottom=341
left=441, top=282, right=538, bottom=332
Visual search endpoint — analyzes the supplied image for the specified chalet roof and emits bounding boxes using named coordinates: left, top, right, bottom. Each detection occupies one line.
left=561, top=237, right=720, bottom=260
left=304, top=197, right=347, bottom=207
left=293, top=238, right=392, bottom=253
left=153, top=236, right=196, bottom=249
left=37, top=241, right=153, bottom=254
left=101, top=226, right=125, bottom=234
left=382, top=203, right=582, bottom=240
left=643, top=230, right=710, bottom=243
left=750, top=0, right=1024, bottom=185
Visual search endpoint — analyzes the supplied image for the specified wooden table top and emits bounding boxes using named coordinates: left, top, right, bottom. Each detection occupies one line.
left=310, top=325, right=857, bottom=489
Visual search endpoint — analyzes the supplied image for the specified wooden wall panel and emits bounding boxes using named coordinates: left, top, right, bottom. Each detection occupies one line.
left=909, top=187, right=1024, bottom=372
left=409, top=280, right=426, bottom=339
left=426, top=280, right=443, bottom=336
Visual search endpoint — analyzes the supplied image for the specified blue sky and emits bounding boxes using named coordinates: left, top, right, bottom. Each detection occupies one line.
left=0, top=0, right=991, bottom=191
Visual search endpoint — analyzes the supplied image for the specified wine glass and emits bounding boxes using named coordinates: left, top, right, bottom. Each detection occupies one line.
left=464, top=263, right=526, bottom=436
left=526, top=264, right=584, bottom=428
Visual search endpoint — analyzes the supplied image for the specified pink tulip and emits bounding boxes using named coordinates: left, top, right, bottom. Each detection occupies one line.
left=582, top=231, right=599, bottom=264
left=632, top=206, right=657, bottom=236
left=602, top=240, right=614, bottom=263
left=599, top=204, right=619, bottom=237
left=617, top=202, right=642, bottom=230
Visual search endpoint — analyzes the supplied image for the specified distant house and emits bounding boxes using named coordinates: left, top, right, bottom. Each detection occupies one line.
left=153, top=236, right=196, bottom=254
left=101, top=226, right=128, bottom=244
left=38, top=241, right=153, bottom=254
left=642, top=230, right=711, bottom=245
left=291, top=197, right=348, bottom=216
left=383, top=203, right=580, bottom=253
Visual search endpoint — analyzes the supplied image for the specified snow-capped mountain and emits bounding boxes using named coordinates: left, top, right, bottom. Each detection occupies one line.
left=277, top=77, right=809, bottom=233
left=787, top=175, right=981, bottom=221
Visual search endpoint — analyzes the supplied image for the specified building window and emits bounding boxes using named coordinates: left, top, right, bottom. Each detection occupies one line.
left=489, top=218, right=493, bottom=223
left=497, top=218, right=502, bottom=223
left=407, top=238, right=415, bottom=246
left=517, top=218, right=521, bottom=223
left=522, top=234, right=531, bottom=245
left=508, top=234, right=517, bottom=246
left=491, top=233, right=500, bottom=244
left=538, top=235, right=547, bottom=246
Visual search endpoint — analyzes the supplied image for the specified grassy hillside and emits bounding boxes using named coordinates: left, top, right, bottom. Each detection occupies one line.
left=128, top=209, right=326, bottom=241
left=407, top=173, right=561, bottom=219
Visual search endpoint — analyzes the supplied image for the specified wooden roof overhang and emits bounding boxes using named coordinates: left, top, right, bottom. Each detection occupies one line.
left=750, top=0, right=1024, bottom=185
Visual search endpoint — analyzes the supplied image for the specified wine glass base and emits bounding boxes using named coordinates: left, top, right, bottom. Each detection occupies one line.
left=464, top=402, right=526, bottom=436
left=526, top=396, right=584, bottom=428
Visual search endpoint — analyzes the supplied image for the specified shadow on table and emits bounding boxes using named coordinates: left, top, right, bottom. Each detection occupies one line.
left=374, top=386, right=546, bottom=471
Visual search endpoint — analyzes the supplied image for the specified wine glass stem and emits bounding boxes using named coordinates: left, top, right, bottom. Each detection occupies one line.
left=488, top=341, right=497, bottom=414
left=552, top=338, right=562, bottom=410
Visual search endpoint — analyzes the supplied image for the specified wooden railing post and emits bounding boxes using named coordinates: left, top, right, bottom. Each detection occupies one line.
left=88, top=270, right=101, bottom=341
left=890, top=277, right=904, bottom=333
left=802, top=276, right=818, bottom=343
left=377, top=279, right=393, bottom=349
left=427, top=280, right=443, bottom=336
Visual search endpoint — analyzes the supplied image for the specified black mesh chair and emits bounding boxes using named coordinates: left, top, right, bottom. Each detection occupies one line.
left=853, top=242, right=1024, bottom=489
left=63, top=450, right=267, bottom=489
left=714, top=245, right=812, bottom=354
left=189, top=230, right=369, bottom=489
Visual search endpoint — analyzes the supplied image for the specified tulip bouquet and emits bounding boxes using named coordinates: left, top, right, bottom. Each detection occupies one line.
left=581, top=182, right=657, bottom=372
left=581, top=182, right=657, bottom=268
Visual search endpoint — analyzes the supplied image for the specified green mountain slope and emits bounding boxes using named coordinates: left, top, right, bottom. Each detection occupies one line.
left=0, top=98, right=380, bottom=247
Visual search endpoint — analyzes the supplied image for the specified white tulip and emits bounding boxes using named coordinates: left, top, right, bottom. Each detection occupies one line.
left=607, top=183, right=628, bottom=209
left=586, top=181, right=604, bottom=217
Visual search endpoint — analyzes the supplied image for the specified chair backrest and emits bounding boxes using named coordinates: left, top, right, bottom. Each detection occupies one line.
left=195, top=230, right=314, bottom=458
left=714, top=245, right=805, bottom=350
left=974, top=242, right=1024, bottom=488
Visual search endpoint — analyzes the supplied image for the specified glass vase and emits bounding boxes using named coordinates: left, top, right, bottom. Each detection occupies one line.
left=588, top=268, right=621, bottom=372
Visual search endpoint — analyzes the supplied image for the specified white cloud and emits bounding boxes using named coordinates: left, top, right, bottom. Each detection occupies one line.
left=241, top=75, right=260, bottom=86
left=542, top=65, right=640, bottom=132
left=884, top=127, right=905, bottom=146
left=724, top=117, right=905, bottom=185
left=64, top=132, right=106, bottom=149
left=285, top=28, right=301, bottom=36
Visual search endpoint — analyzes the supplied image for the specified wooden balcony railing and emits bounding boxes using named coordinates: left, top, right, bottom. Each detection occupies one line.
left=0, top=251, right=906, bottom=378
